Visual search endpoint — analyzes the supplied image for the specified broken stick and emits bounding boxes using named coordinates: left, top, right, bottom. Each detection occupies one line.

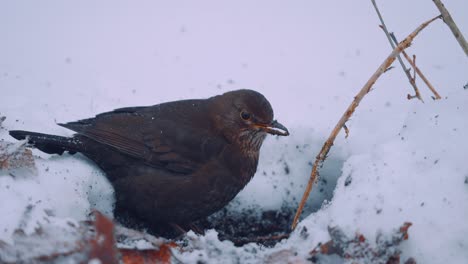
left=291, top=15, right=442, bottom=231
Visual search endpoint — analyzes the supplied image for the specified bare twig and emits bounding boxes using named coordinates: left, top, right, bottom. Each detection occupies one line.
left=371, top=0, right=423, bottom=102
left=291, top=15, right=441, bottom=231
left=390, top=33, right=442, bottom=100
left=432, top=0, right=468, bottom=56
left=343, top=124, right=350, bottom=139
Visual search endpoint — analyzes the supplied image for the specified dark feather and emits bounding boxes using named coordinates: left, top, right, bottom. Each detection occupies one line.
left=58, top=99, right=226, bottom=175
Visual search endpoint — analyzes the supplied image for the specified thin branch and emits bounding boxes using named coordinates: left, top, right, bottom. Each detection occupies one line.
left=384, top=66, right=394, bottom=73
left=432, top=0, right=468, bottom=56
left=343, top=124, right=350, bottom=139
left=371, top=0, right=423, bottom=102
left=291, top=15, right=441, bottom=231
left=390, top=33, right=442, bottom=100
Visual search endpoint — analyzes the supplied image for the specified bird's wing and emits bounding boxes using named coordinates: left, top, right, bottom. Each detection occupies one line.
left=59, top=103, right=226, bottom=175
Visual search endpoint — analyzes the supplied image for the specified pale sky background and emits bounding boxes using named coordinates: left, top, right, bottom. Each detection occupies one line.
left=1, top=1, right=466, bottom=130
left=0, top=1, right=467, bottom=263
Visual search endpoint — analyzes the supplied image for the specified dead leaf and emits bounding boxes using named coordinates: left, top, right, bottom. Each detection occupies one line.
left=88, top=211, right=119, bottom=264
left=120, top=243, right=176, bottom=264
left=310, top=222, right=414, bottom=264
left=0, top=140, right=36, bottom=175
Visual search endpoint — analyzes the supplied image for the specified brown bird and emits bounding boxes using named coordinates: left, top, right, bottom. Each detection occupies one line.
left=9, top=89, right=289, bottom=233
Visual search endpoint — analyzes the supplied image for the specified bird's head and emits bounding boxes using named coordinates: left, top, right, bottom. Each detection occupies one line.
left=209, top=89, right=289, bottom=152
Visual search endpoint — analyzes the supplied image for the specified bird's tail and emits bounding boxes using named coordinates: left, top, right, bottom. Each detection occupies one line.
left=9, top=130, right=82, bottom=155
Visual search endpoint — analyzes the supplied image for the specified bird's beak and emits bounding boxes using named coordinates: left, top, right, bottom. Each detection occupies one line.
left=254, top=120, right=289, bottom=136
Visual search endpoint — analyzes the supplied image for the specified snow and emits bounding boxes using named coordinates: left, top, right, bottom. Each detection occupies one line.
left=1, top=0, right=467, bottom=263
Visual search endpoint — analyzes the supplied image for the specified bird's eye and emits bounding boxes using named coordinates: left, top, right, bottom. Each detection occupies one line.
left=240, top=111, right=251, bottom=120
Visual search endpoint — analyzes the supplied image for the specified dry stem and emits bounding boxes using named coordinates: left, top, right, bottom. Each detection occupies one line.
left=390, top=33, right=442, bottom=100
left=290, top=15, right=441, bottom=231
left=432, top=0, right=468, bottom=56
left=371, top=0, right=423, bottom=102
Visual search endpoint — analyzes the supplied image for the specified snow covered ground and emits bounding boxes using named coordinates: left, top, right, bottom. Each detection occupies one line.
left=1, top=0, right=467, bottom=263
